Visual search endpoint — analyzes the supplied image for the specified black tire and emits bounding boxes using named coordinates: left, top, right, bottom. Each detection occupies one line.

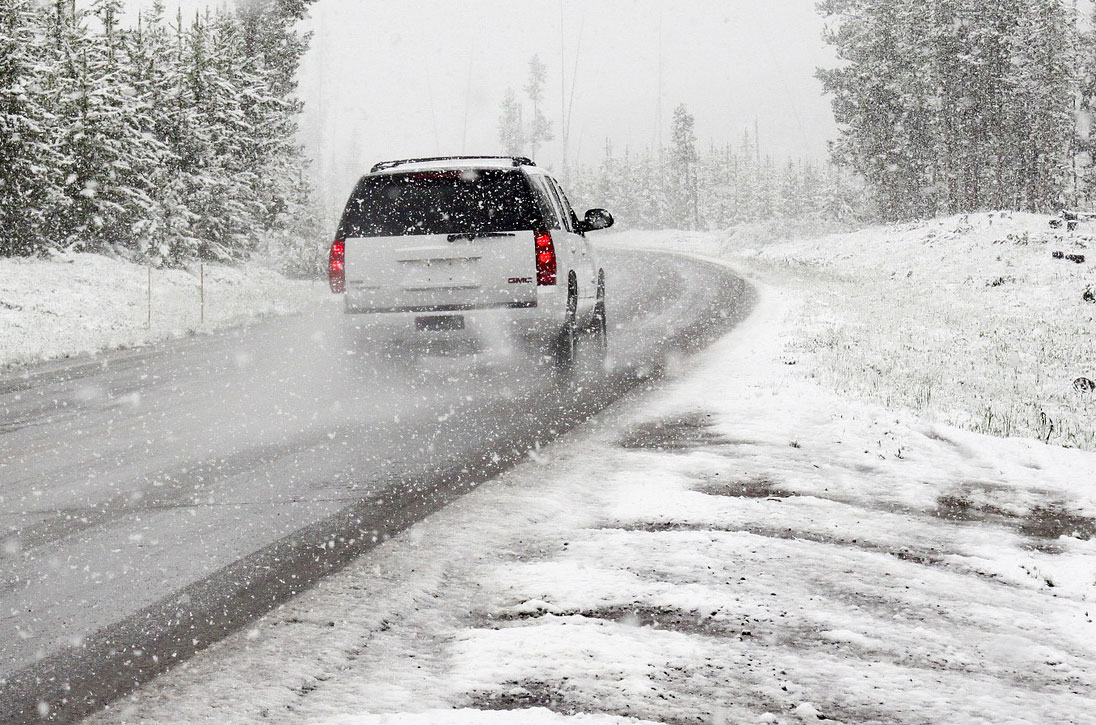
left=593, top=268, right=608, bottom=355
left=554, top=275, right=579, bottom=370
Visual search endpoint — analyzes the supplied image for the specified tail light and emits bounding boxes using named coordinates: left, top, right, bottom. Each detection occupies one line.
left=329, top=239, right=345, bottom=293
left=535, top=230, right=556, bottom=286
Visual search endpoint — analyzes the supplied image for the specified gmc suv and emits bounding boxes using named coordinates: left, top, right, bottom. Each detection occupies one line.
left=328, top=156, right=613, bottom=366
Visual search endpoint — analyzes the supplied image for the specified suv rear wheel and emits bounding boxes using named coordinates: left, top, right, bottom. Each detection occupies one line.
left=592, top=268, right=608, bottom=354
left=554, top=274, right=579, bottom=369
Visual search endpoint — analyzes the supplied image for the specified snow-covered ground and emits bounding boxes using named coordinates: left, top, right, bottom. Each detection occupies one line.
left=0, top=253, right=324, bottom=369
left=636, top=212, right=1096, bottom=451
left=88, top=215, right=1096, bottom=724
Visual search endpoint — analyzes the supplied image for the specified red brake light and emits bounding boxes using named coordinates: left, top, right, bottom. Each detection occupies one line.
left=329, top=240, right=345, bottom=293
left=535, top=231, right=556, bottom=286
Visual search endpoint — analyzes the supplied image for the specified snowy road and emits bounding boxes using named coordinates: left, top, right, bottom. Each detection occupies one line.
left=0, top=249, right=752, bottom=723
left=69, top=224, right=1096, bottom=725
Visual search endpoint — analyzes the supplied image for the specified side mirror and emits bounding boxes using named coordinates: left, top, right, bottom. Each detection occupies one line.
left=579, top=208, right=614, bottom=233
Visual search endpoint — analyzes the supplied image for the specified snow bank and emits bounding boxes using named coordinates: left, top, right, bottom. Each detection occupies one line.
left=0, top=253, right=325, bottom=368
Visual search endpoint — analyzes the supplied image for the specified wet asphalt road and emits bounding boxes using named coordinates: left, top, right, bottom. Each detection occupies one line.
left=0, top=249, right=754, bottom=723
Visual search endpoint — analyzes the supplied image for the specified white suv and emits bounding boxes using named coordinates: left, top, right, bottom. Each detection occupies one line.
left=328, top=156, right=613, bottom=366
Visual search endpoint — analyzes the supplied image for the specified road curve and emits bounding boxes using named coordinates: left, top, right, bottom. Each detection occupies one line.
left=0, top=248, right=754, bottom=723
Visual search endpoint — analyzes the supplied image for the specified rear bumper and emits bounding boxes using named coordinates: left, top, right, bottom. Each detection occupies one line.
left=342, top=287, right=566, bottom=345
left=345, top=300, right=537, bottom=314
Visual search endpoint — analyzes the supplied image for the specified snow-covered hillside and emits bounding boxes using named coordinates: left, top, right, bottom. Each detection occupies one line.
left=87, top=218, right=1096, bottom=725
left=0, top=253, right=325, bottom=369
left=616, top=212, right=1096, bottom=451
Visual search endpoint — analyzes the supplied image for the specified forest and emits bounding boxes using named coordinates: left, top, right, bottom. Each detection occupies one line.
left=519, top=0, right=1096, bottom=229
left=0, top=0, right=321, bottom=271
left=817, top=0, right=1087, bottom=221
left=561, top=105, right=866, bottom=231
left=4, top=0, right=1096, bottom=264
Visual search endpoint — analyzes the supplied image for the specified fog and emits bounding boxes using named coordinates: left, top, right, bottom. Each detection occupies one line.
left=288, top=1, right=837, bottom=214
left=126, top=1, right=835, bottom=214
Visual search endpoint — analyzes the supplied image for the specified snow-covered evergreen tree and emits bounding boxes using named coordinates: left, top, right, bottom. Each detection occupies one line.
left=43, top=0, right=160, bottom=252
left=0, top=0, right=58, bottom=255
left=0, top=0, right=322, bottom=268
left=232, top=0, right=319, bottom=266
left=126, top=0, right=196, bottom=262
left=818, top=0, right=1079, bottom=219
left=237, top=0, right=315, bottom=99
left=670, top=104, right=699, bottom=228
left=524, top=55, right=553, bottom=161
left=498, top=88, right=524, bottom=156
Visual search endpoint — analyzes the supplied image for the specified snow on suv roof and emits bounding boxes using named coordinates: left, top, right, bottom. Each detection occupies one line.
left=369, top=156, right=536, bottom=174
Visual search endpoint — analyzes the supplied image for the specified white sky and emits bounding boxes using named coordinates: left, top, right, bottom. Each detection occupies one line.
left=300, top=0, right=837, bottom=208
left=130, top=0, right=839, bottom=213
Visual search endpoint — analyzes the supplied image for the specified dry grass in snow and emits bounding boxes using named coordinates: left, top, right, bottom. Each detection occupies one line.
left=614, top=212, right=1096, bottom=450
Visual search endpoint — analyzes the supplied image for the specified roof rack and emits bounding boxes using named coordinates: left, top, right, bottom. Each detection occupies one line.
left=369, top=156, right=536, bottom=173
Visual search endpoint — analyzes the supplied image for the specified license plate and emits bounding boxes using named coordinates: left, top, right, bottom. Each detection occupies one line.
left=416, top=315, right=465, bottom=332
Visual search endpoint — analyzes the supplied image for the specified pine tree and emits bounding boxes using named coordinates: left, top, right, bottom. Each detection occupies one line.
left=126, top=0, right=192, bottom=261
left=233, top=1, right=318, bottom=263
left=237, top=0, right=315, bottom=99
left=498, top=88, right=524, bottom=155
left=1013, top=0, right=1076, bottom=211
left=524, top=54, right=553, bottom=161
left=670, top=104, right=699, bottom=228
left=1078, top=5, right=1096, bottom=201
left=817, top=1, right=926, bottom=220
left=778, top=160, right=802, bottom=218
left=91, top=0, right=166, bottom=252
left=45, top=1, right=154, bottom=252
left=0, top=0, right=58, bottom=255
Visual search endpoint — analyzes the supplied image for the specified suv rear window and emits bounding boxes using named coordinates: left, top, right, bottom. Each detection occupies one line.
left=337, top=169, right=545, bottom=238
